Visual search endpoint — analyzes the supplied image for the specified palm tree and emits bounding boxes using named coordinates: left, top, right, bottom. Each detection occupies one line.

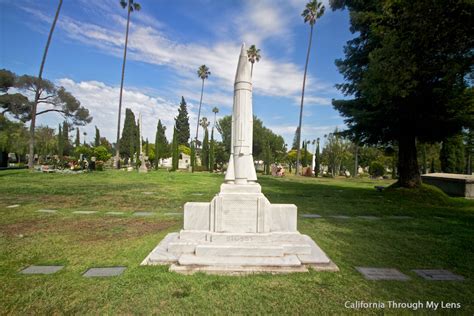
left=114, top=0, right=141, bottom=169
left=247, top=45, right=261, bottom=78
left=295, top=0, right=325, bottom=175
left=28, top=0, right=63, bottom=169
left=195, top=65, right=211, bottom=147
left=212, top=106, right=219, bottom=128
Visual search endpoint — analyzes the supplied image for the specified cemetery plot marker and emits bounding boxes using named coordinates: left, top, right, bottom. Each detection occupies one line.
left=21, top=265, right=64, bottom=275
left=356, top=267, right=410, bottom=281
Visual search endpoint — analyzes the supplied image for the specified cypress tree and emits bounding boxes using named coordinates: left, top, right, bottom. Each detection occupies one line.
left=171, top=125, right=179, bottom=171
left=176, top=96, right=190, bottom=146
left=314, top=138, right=320, bottom=177
left=94, top=126, right=100, bottom=147
left=57, top=124, right=63, bottom=157
left=154, top=119, right=168, bottom=170
left=75, top=127, right=80, bottom=147
left=201, top=127, right=209, bottom=170
left=292, top=127, right=300, bottom=150
left=120, top=108, right=137, bottom=160
left=62, top=121, right=71, bottom=156
left=209, top=129, right=215, bottom=172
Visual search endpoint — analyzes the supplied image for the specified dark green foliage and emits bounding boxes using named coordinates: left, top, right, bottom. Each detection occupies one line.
left=120, top=108, right=137, bottom=160
left=171, top=125, right=179, bottom=171
left=209, top=129, right=215, bottom=172
left=369, top=161, right=385, bottom=177
left=0, top=115, right=28, bottom=156
left=62, top=121, right=71, bottom=156
left=57, top=124, right=63, bottom=157
left=0, top=69, right=31, bottom=122
left=440, top=134, right=465, bottom=173
left=176, top=96, right=190, bottom=146
left=201, top=128, right=209, bottom=170
left=75, top=128, right=80, bottom=147
left=331, top=0, right=474, bottom=187
left=314, top=139, right=320, bottom=177
left=154, top=119, right=168, bottom=170
left=190, top=141, right=196, bottom=172
left=94, top=126, right=100, bottom=147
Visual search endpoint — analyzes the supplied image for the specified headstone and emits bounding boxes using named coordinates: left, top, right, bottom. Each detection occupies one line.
left=356, top=267, right=410, bottom=280
left=37, top=209, right=57, bottom=213
left=142, top=44, right=338, bottom=274
left=106, top=211, right=125, bottom=215
left=6, top=204, right=20, bottom=208
left=21, top=265, right=64, bottom=275
left=357, top=216, right=379, bottom=220
left=72, top=211, right=97, bottom=214
left=300, top=214, right=322, bottom=218
left=83, top=267, right=126, bottom=277
left=412, top=269, right=464, bottom=281
left=134, top=212, right=153, bottom=216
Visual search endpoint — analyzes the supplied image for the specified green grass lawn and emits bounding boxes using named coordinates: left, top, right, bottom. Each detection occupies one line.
left=0, top=169, right=473, bottom=314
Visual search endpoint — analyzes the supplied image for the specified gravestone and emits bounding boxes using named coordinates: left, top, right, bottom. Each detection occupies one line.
left=356, top=267, right=410, bottom=280
left=83, top=267, right=126, bottom=277
left=37, top=209, right=57, bottom=213
left=21, top=265, right=64, bottom=275
left=73, top=211, right=97, bottom=214
left=142, top=44, right=338, bottom=274
left=413, top=269, right=464, bottom=281
left=6, top=204, right=20, bottom=208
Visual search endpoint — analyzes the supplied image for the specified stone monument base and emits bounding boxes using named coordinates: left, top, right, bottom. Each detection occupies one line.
left=141, top=183, right=338, bottom=274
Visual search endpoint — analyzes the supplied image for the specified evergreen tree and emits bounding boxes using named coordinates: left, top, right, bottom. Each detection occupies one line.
left=94, top=126, right=100, bottom=147
left=120, top=108, right=137, bottom=160
left=57, top=124, right=63, bottom=157
left=292, top=127, right=300, bottom=150
left=190, top=141, right=196, bottom=172
left=209, top=128, right=215, bottom=172
left=171, top=125, right=179, bottom=171
left=202, top=127, right=209, bottom=170
left=314, top=138, right=320, bottom=177
left=75, top=127, right=80, bottom=147
left=176, top=96, right=190, bottom=146
left=62, top=121, right=71, bottom=156
left=154, top=119, right=168, bottom=170
left=440, top=134, right=465, bottom=173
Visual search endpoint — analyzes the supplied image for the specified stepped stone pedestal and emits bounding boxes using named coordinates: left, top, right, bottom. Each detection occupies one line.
left=141, top=183, right=338, bottom=274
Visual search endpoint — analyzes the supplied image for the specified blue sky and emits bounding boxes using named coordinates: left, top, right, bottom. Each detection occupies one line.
left=0, top=0, right=354, bottom=148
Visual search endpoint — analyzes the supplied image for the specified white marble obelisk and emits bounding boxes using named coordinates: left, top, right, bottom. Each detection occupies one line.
left=138, top=113, right=148, bottom=173
left=142, top=44, right=338, bottom=274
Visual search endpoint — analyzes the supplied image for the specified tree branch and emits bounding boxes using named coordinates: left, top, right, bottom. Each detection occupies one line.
left=36, top=108, right=66, bottom=116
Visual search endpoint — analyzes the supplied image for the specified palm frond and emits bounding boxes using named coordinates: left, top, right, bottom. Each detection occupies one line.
left=120, top=0, right=127, bottom=9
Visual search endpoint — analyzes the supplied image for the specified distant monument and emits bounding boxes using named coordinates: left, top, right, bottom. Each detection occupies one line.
left=138, top=113, right=148, bottom=173
left=142, top=44, right=338, bottom=274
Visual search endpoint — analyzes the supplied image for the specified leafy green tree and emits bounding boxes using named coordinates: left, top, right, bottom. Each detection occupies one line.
left=120, top=108, right=137, bottom=160
left=247, top=45, right=261, bottom=77
left=0, top=69, right=30, bottom=121
left=331, top=0, right=473, bottom=187
left=93, top=146, right=112, bottom=162
left=171, top=125, right=179, bottom=171
left=176, top=96, right=190, bottom=146
left=115, top=0, right=141, bottom=168
left=94, top=126, right=100, bottom=147
left=154, top=119, right=168, bottom=169
left=35, top=126, right=57, bottom=157
left=27, top=0, right=63, bottom=169
left=195, top=65, right=211, bottom=144
left=440, top=134, right=465, bottom=174
left=321, top=129, right=352, bottom=176
left=0, top=115, right=29, bottom=162
left=200, top=117, right=210, bottom=170
left=296, top=0, right=325, bottom=173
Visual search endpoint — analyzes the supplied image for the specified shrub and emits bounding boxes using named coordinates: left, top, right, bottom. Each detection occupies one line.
left=369, top=161, right=385, bottom=177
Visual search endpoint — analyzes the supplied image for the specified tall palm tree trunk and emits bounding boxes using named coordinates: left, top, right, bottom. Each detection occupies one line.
left=295, top=24, right=314, bottom=175
left=115, top=3, right=132, bottom=169
left=195, top=79, right=205, bottom=145
left=250, top=63, right=254, bottom=78
left=28, top=0, right=63, bottom=169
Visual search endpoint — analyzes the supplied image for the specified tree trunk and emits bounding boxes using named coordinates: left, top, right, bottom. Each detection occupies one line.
left=398, top=133, right=421, bottom=187
left=195, top=79, right=205, bottom=145
left=28, top=0, right=63, bottom=169
left=296, top=24, right=314, bottom=175
left=115, top=2, right=132, bottom=169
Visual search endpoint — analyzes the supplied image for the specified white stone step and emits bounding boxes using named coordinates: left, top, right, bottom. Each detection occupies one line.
left=167, top=241, right=199, bottom=254
left=296, top=235, right=331, bottom=264
left=170, top=264, right=308, bottom=275
left=283, top=243, right=312, bottom=255
left=210, top=232, right=306, bottom=244
left=141, top=232, right=180, bottom=265
left=195, top=244, right=284, bottom=257
left=178, top=254, right=302, bottom=267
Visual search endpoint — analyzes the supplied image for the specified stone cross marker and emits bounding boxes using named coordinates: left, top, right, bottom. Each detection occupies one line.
left=142, top=44, right=337, bottom=274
